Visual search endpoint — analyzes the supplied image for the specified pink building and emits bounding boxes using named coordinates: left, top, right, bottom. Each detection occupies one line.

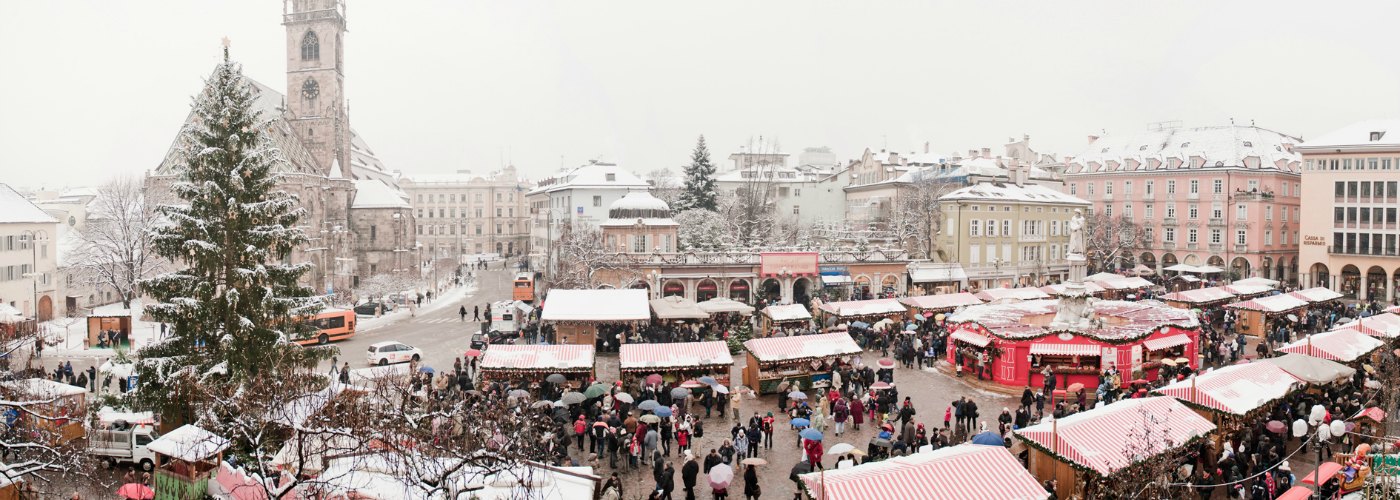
left=1063, top=125, right=1303, bottom=282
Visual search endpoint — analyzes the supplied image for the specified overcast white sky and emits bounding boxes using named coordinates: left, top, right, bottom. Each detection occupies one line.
left=3, top=1, right=1399, bottom=189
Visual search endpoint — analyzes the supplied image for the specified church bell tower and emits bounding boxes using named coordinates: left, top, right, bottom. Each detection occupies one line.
left=283, top=0, right=351, bottom=178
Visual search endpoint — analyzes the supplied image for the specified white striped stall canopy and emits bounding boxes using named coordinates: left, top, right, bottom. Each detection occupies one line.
left=619, top=341, right=734, bottom=372
left=479, top=345, right=596, bottom=373
left=1093, top=276, right=1155, bottom=290
left=949, top=329, right=992, bottom=347
left=1014, top=397, right=1216, bottom=476
left=762, top=304, right=812, bottom=323
left=1142, top=333, right=1193, bottom=352
left=817, top=298, right=908, bottom=317
left=1161, top=286, right=1235, bottom=305
left=1027, top=342, right=1100, bottom=357
left=540, top=289, right=650, bottom=322
left=1152, top=362, right=1302, bottom=416
left=800, top=444, right=1049, bottom=500
left=1225, top=294, right=1309, bottom=314
left=1335, top=313, right=1400, bottom=339
left=743, top=332, right=861, bottom=365
left=1039, top=282, right=1106, bottom=296
left=975, top=287, right=1051, bottom=302
left=1278, top=328, right=1383, bottom=363
left=1288, top=287, right=1344, bottom=304
left=1221, top=284, right=1274, bottom=297
left=1084, top=272, right=1126, bottom=282
left=899, top=293, right=984, bottom=311
left=1232, top=277, right=1280, bottom=288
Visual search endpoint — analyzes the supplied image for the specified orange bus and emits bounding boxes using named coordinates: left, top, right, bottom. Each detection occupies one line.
left=294, top=309, right=356, bottom=345
left=512, top=273, right=536, bottom=302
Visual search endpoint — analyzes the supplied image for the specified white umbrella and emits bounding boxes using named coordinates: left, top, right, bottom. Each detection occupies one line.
left=826, top=442, right=858, bottom=455
left=709, top=463, right=734, bottom=489
left=1195, top=265, right=1224, bottom=274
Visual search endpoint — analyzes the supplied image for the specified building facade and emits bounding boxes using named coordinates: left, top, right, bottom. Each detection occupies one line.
left=399, top=167, right=531, bottom=260
left=527, top=161, right=650, bottom=271
left=598, top=192, right=679, bottom=255
left=0, top=184, right=60, bottom=321
left=1063, top=125, right=1303, bottom=281
left=1296, top=119, right=1400, bottom=301
left=937, top=180, right=1090, bottom=290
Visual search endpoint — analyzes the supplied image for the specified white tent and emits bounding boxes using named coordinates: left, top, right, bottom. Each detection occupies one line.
left=696, top=297, right=755, bottom=315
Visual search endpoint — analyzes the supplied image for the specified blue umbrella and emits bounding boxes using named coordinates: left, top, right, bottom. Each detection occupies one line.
left=970, top=431, right=1005, bottom=446
left=654, top=407, right=673, bottom=418
left=851, top=321, right=870, bottom=329
left=638, top=400, right=660, bottom=411
left=698, top=376, right=718, bottom=385
left=799, top=428, right=824, bottom=441
left=418, top=366, right=435, bottom=374
left=790, top=418, right=810, bottom=428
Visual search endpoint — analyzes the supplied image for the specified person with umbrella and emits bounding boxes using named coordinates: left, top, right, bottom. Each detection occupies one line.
left=709, top=463, right=734, bottom=500
left=743, top=463, right=760, bottom=499
left=802, top=429, right=824, bottom=470
left=788, top=460, right=811, bottom=500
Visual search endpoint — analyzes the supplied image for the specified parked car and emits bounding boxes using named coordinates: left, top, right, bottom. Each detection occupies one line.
left=89, top=422, right=159, bottom=471
left=469, top=332, right=487, bottom=350
left=354, top=302, right=388, bottom=316
left=366, top=341, right=423, bottom=366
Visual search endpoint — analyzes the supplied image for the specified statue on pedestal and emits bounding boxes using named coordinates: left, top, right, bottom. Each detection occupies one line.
left=1067, top=209, right=1086, bottom=257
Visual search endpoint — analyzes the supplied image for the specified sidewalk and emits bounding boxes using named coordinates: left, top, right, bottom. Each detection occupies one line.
left=356, top=281, right=477, bottom=333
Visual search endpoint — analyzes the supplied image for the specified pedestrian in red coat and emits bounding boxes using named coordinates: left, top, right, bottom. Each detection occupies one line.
left=804, top=438, right=824, bottom=470
left=850, top=398, right=865, bottom=430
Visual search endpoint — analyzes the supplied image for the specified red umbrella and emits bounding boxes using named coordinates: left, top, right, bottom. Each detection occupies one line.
left=645, top=374, right=663, bottom=385
left=117, top=483, right=154, bottom=500
left=876, top=358, right=896, bottom=369
left=1266, top=420, right=1286, bottom=434
left=870, top=381, right=892, bottom=390
left=680, top=379, right=707, bottom=389
left=1128, top=379, right=1148, bottom=386
left=464, top=349, right=483, bottom=357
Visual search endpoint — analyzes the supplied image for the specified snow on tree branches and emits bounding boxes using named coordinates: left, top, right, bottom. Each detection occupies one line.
left=677, top=135, right=718, bottom=211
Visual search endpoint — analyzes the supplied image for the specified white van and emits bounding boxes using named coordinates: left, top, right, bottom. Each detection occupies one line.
left=89, top=423, right=159, bottom=471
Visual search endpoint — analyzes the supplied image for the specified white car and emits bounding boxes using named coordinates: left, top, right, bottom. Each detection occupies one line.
left=366, top=341, right=423, bottom=366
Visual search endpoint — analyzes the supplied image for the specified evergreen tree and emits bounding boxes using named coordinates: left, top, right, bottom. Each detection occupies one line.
left=678, top=135, right=718, bottom=211
left=136, top=47, right=328, bottom=423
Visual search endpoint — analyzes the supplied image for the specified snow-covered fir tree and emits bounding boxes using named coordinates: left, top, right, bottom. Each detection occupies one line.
left=678, top=135, right=718, bottom=211
left=136, top=47, right=330, bottom=424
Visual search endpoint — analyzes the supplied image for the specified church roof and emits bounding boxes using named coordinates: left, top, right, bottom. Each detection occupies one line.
left=350, top=179, right=411, bottom=209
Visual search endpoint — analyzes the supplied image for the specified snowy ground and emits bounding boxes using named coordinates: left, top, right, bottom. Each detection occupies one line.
left=355, top=281, right=477, bottom=333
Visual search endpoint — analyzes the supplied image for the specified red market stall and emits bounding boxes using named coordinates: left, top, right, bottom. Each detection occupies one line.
left=1279, top=327, right=1384, bottom=364
left=478, top=344, right=596, bottom=387
left=1014, top=397, right=1216, bottom=499
left=799, top=444, right=1049, bottom=500
left=1288, top=287, right=1344, bottom=306
left=945, top=299, right=1201, bottom=391
left=619, top=340, right=734, bottom=387
left=1334, top=313, right=1400, bottom=339
left=1220, top=283, right=1274, bottom=300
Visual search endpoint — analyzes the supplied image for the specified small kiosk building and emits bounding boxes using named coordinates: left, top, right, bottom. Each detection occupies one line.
left=742, top=332, right=862, bottom=394
left=619, top=341, right=734, bottom=386
left=478, top=344, right=597, bottom=387
left=1225, top=294, right=1309, bottom=337
left=540, top=289, right=650, bottom=345
left=759, top=304, right=813, bottom=336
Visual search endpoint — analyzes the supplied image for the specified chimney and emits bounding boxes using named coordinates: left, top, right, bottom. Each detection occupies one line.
left=1088, top=135, right=1100, bottom=144
left=1023, top=134, right=1030, bottom=142
left=924, top=141, right=930, bottom=154
left=968, top=149, right=977, bottom=158
left=981, top=147, right=991, bottom=157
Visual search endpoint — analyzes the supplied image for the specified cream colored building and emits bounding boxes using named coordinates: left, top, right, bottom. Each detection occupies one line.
left=1296, top=119, right=1400, bottom=302
left=0, top=184, right=60, bottom=320
left=598, top=192, right=679, bottom=254
left=936, top=178, right=1090, bottom=290
left=399, top=166, right=531, bottom=260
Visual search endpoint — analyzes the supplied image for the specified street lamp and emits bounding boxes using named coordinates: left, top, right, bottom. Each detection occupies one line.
left=1292, top=404, right=1346, bottom=499
left=19, top=230, right=48, bottom=321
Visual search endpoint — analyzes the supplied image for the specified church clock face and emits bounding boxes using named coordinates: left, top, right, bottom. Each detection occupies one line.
left=301, top=78, right=320, bottom=100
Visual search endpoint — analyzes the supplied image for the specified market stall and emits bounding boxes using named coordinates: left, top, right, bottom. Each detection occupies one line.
left=945, top=299, right=1201, bottom=390
left=87, top=301, right=139, bottom=349
left=1092, top=276, right=1155, bottom=300
left=619, top=340, right=733, bottom=387
left=478, top=344, right=596, bottom=386
left=696, top=297, right=755, bottom=316
left=799, top=444, right=1048, bottom=500
left=148, top=424, right=230, bottom=500
left=815, top=298, right=908, bottom=327
left=0, top=379, right=86, bottom=444
left=1039, top=282, right=1105, bottom=298
left=759, top=303, right=812, bottom=336
left=1220, top=283, right=1274, bottom=300
left=974, top=287, right=1050, bottom=303
left=1014, top=397, right=1216, bottom=500
left=1160, top=286, right=1235, bottom=310
left=1225, top=294, right=1309, bottom=337
left=1232, top=277, right=1281, bottom=288
left=742, top=332, right=861, bottom=394
left=1334, top=312, right=1400, bottom=339
left=1152, top=362, right=1303, bottom=424
left=540, top=289, right=650, bottom=346
left=899, top=293, right=984, bottom=325
left=1084, top=272, right=1126, bottom=282
left=649, top=296, right=710, bottom=321
left=1278, top=328, right=1383, bottom=364
left=1288, top=287, right=1345, bottom=305
left=1260, top=353, right=1356, bottom=385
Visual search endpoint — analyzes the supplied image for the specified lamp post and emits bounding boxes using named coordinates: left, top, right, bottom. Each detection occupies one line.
left=19, top=230, right=48, bottom=321
left=1293, top=404, right=1346, bottom=500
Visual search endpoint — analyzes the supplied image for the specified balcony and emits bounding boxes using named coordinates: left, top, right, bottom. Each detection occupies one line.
left=1162, top=217, right=1177, bottom=225
left=1186, top=192, right=1200, bottom=200
left=1208, top=218, right=1225, bottom=227
left=1232, top=191, right=1275, bottom=202
left=1187, top=243, right=1199, bottom=250
left=1235, top=244, right=1250, bottom=253
left=1209, top=243, right=1224, bottom=252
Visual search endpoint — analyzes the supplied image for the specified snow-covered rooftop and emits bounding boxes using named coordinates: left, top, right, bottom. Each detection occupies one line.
left=948, top=298, right=1198, bottom=341
left=0, top=184, right=59, bottom=224
left=148, top=424, right=231, bottom=462
left=940, top=181, right=1089, bottom=206
left=530, top=162, right=649, bottom=194
left=541, top=289, right=650, bottom=322
left=1066, top=125, right=1302, bottom=174
left=351, top=179, right=411, bottom=209
left=609, top=192, right=670, bottom=212
left=1298, top=119, right=1400, bottom=151
left=762, top=303, right=813, bottom=322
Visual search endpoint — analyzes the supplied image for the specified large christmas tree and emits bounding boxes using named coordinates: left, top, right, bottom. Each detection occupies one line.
left=678, top=135, right=719, bottom=211
left=136, top=46, right=328, bottom=423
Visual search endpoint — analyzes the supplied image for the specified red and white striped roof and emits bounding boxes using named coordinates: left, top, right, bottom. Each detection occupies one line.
left=1279, top=329, right=1383, bottom=363
left=800, top=444, right=1048, bottom=500
left=1221, top=284, right=1274, bottom=297
left=899, top=293, right=984, bottom=311
left=1162, top=286, right=1235, bottom=304
left=1039, top=282, right=1106, bottom=296
left=1027, top=342, right=1100, bottom=357
left=1335, top=313, right=1400, bottom=339
left=1142, top=333, right=1193, bottom=352
left=1152, top=362, right=1302, bottom=415
left=817, top=298, right=907, bottom=317
left=743, top=332, right=862, bottom=363
left=1014, top=397, right=1215, bottom=476
left=975, top=287, right=1051, bottom=302
left=619, top=341, right=734, bottom=371
left=1225, top=294, right=1308, bottom=314
left=479, top=345, right=596, bottom=372
left=949, top=329, right=992, bottom=347
left=1288, top=287, right=1343, bottom=304
left=1094, top=276, right=1154, bottom=290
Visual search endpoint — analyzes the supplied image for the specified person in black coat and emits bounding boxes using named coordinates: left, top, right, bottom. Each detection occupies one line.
left=660, top=462, right=676, bottom=500
left=703, top=449, right=721, bottom=473
left=743, top=464, right=760, bottom=499
left=682, top=452, right=700, bottom=500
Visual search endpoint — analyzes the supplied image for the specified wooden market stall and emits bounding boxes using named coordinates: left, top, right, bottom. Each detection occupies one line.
left=0, top=379, right=86, bottom=444
left=1220, top=283, right=1275, bottom=300
left=814, top=298, right=908, bottom=327
left=696, top=297, right=755, bottom=316
left=1288, top=287, right=1345, bottom=306
left=974, top=287, right=1050, bottom=303
left=1260, top=353, right=1356, bottom=386
left=87, top=300, right=137, bottom=349
left=147, top=424, right=231, bottom=500
left=1015, top=397, right=1216, bottom=500
left=1091, top=276, right=1155, bottom=300
left=742, top=332, right=862, bottom=395
left=619, top=340, right=734, bottom=387
left=798, top=444, right=1049, bottom=500
left=478, top=344, right=596, bottom=387
left=1278, top=327, right=1384, bottom=364
left=649, top=296, right=710, bottom=321
left=898, top=293, right=984, bottom=323
left=1225, top=293, right=1309, bottom=337
left=1152, top=362, right=1304, bottom=440
left=1333, top=312, right=1400, bottom=340
left=1160, top=286, right=1236, bottom=310
left=759, top=303, right=812, bottom=336
left=539, top=289, right=650, bottom=346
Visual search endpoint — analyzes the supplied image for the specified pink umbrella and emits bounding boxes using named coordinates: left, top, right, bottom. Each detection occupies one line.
left=117, top=483, right=154, bottom=500
left=876, top=358, right=896, bottom=369
left=645, top=374, right=664, bottom=385
left=709, top=463, right=734, bottom=489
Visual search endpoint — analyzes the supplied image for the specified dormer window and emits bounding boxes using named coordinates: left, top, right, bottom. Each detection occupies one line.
left=606, top=173, right=616, bottom=182
left=1242, top=141, right=1253, bottom=147
left=1371, top=131, right=1386, bottom=142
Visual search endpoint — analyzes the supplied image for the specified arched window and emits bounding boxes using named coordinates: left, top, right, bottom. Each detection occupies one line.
left=301, top=31, right=320, bottom=60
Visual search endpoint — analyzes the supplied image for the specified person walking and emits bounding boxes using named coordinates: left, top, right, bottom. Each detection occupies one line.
left=743, top=464, right=761, bottom=499
left=473, top=305, right=481, bottom=321
left=459, top=305, right=467, bottom=322
left=682, top=451, right=700, bottom=500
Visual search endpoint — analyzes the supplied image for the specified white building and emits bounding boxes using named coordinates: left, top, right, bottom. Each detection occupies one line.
left=526, top=161, right=650, bottom=268
left=0, top=184, right=60, bottom=320
left=712, top=163, right=850, bottom=227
